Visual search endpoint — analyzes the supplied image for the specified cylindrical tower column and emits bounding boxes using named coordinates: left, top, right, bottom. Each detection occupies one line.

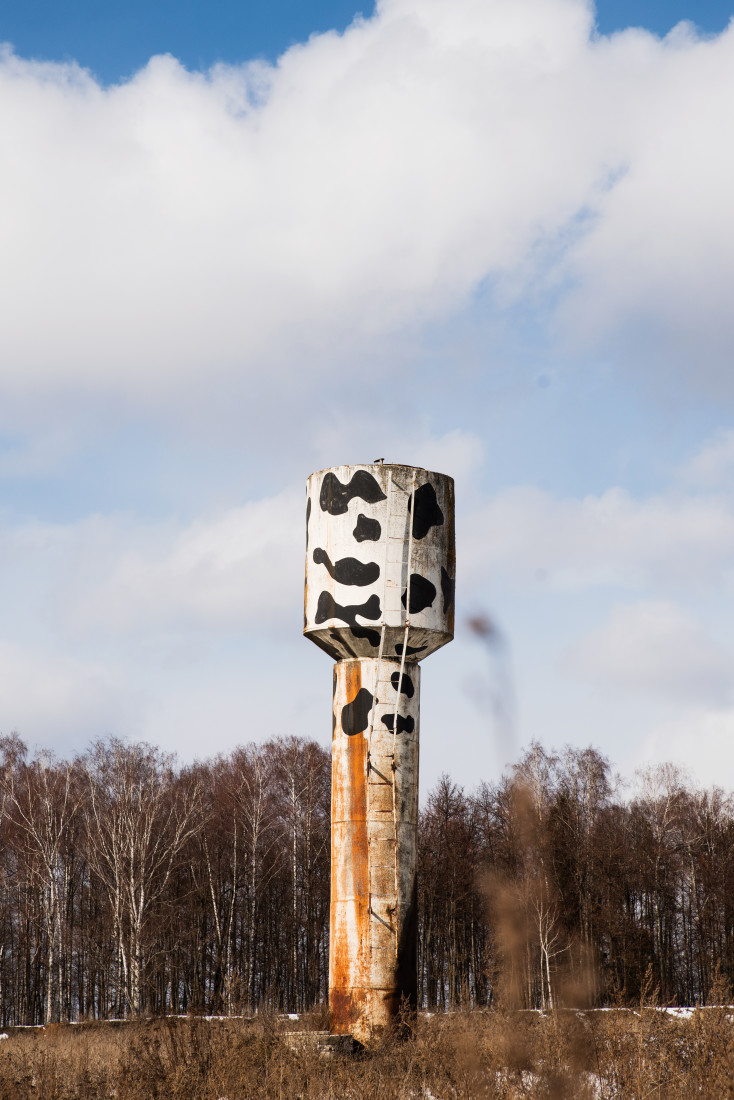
left=303, top=463, right=454, bottom=1042
left=330, top=657, right=420, bottom=1040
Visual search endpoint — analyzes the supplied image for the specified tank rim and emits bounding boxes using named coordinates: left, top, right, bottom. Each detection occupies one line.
left=306, top=462, right=454, bottom=483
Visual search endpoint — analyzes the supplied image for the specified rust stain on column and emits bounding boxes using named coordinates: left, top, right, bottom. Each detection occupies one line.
left=330, top=661, right=370, bottom=1033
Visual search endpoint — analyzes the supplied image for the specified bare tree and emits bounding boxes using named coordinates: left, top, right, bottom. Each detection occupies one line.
left=229, top=744, right=280, bottom=1012
left=82, top=739, right=200, bottom=1016
left=271, top=737, right=330, bottom=1012
left=0, top=749, right=79, bottom=1023
left=1, top=731, right=734, bottom=1022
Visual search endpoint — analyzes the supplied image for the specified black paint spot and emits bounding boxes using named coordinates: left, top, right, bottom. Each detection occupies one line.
left=401, top=574, right=437, bottom=614
left=381, top=713, right=415, bottom=734
left=305, top=496, right=311, bottom=549
left=441, top=567, right=455, bottom=616
left=316, top=590, right=381, bottom=624
left=315, top=591, right=382, bottom=647
left=390, top=671, right=414, bottom=698
left=320, top=470, right=387, bottom=515
left=409, top=483, right=444, bottom=540
left=395, top=643, right=427, bottom=656
left=342, top=688, right=374, bottom=736
left=353, top=513, right=381, bottom=542
left=352, top=625, right=381, bottom=647
left=347, top=625, right=381, bottom=648
left=312, top=547, right=379, bottom=586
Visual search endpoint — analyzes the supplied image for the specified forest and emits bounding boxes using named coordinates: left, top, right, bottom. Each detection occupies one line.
left=0, top=732, right=732, bottom=1026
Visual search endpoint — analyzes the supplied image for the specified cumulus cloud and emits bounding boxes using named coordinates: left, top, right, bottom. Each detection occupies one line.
left=1, top=0, right=733, bottom=417
left=465, top=485, right=734, bottom=591
left=0, top=640, right=139, bottom=752
left=558, top=21, right=734, bottom=383
left=4, top=441, right=734, bottom=653
left=637, top=703, right=734, bottom=790
left=3, top=445, right=734, bottom=776
left=5, top=0, right=734, bottom=781
left=563, top=600, right=733, bottom=705
left=680, top=429, right=734, bottom=488
left=0, top=490, right=303, bottom=640
left=390, top=429, right=485, bottom=483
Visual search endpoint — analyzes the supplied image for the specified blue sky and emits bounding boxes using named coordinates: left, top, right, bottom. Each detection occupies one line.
left=2, top=1, right=733, bottom=82
left=1, top=0, right=734, bottom=795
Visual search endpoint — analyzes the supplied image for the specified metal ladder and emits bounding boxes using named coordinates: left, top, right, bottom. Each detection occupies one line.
left=366, top=468, right=417, bottom=960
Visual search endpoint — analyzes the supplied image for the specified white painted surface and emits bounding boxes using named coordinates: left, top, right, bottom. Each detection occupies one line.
left=304, top=464, right=455, bottom=662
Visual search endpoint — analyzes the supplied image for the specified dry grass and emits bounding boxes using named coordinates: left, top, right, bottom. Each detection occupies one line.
left=0, top=1006, right=733, bottom=1099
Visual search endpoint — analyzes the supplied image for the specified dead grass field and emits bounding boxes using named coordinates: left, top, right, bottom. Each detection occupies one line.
left=0, top=1006, right=733, bottom=1099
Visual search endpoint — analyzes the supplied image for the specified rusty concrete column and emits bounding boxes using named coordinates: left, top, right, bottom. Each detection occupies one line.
left=330, top=657, right=420, bottom=1039
left=303, top=464, right=454, bottom=1042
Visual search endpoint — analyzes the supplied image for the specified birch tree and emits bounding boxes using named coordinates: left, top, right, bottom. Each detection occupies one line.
left=229, top=744, right=279, bottom=1012
left=0, top=749, right=79, bottom=1023
left=83, top=739, right=200, bottom=1016
left=271, top=736, right=330, bottom=1012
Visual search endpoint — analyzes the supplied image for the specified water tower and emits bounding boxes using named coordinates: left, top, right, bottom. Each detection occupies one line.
left=304, top=463, right=455, bottom=1042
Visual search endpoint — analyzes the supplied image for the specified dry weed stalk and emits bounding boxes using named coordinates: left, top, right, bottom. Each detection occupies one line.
left=0, top=1009, right=733, bottom=1098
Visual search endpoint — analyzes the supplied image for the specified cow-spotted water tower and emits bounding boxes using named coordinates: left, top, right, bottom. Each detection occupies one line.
left=304, top=463, right=455, bottom=1043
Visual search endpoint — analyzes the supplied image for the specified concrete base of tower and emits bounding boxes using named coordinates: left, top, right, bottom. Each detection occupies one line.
left=329, top=986, right=416, bottom=1044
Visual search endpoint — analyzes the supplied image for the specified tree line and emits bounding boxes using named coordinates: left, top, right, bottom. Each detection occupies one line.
left=0, top=732, right=732, bottom=1025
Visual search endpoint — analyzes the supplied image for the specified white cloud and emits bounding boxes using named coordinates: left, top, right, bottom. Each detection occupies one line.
left=0, top=427, right=77, bottom=478
left=465, top=485, right=734, bottom=591
left=4, top=0, right=734, bottom=779
left=0, top=491, right=314, bottom=757
left=0, top=489, right=303, bottom=644
left=2, top=429, right=734, bottom=775
left=0, top=425, right=482, bottom=645
left=636, top=703, right=734, bottom=791
left=0, top=640, right=139, bottom=752
left=680, top=429, right=734, bottom=488
left=64, top=494, right=303, bottom=638
left=396, top=429, right=485, bottom=483
left=1, top=0, right=733, bottom=417
left=5, top=452, right=734, bottom=652
left=558, top=21, right=734, bottom=383
left=563, top=600, right=733, bottom=705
